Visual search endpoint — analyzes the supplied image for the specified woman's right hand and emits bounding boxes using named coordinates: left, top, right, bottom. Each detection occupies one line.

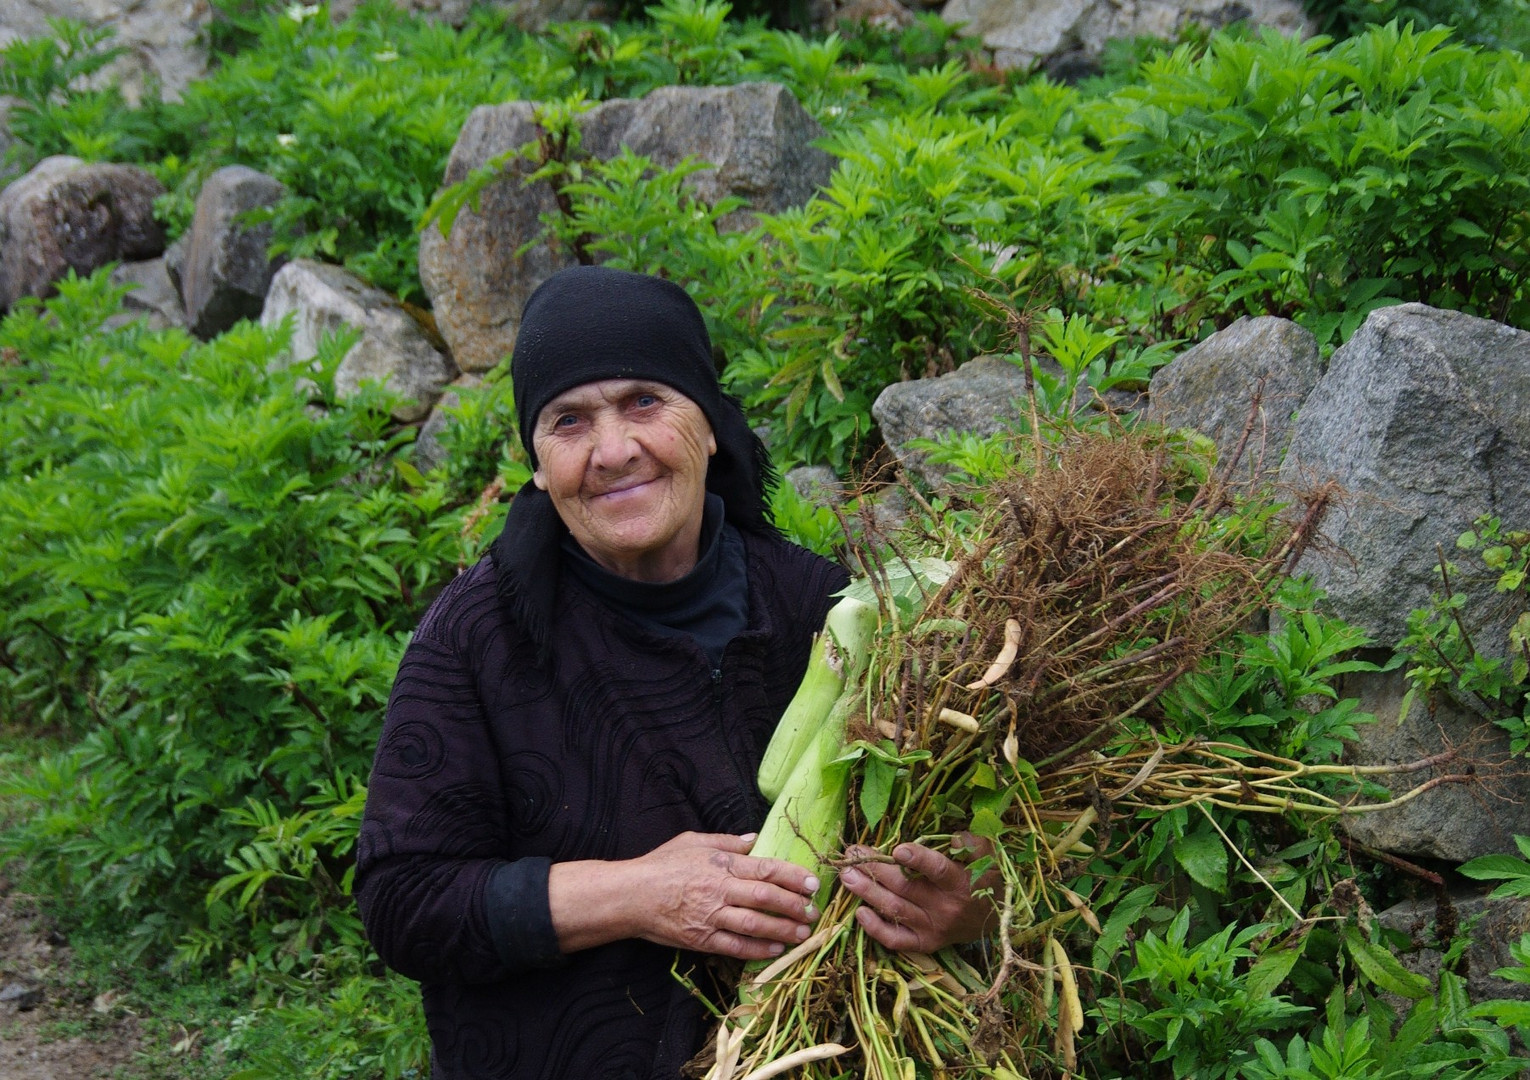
left=547, top=832, right=820, bottom=961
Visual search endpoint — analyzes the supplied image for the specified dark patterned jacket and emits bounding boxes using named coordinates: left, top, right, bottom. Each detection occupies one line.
left=355, top=529, right=847, bottom=1080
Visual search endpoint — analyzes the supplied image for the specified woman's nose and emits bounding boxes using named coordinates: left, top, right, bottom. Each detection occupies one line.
left=588, top=415, right=639, bottom=469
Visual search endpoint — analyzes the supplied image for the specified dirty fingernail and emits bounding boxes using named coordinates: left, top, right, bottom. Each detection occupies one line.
left=796, top=924, right=810, bottom=940
left=768, top=942, right=784, bottom=954
left=805, top=904, right=818, bottom=920
left=842, top=868, right=864, bottom=887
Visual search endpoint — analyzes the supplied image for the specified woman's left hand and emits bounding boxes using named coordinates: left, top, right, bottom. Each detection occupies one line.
left=837, top=837, right=997, bottom=953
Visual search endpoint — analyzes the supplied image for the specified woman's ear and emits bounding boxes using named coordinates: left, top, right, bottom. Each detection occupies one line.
left=532, top=468, right=548, bottom=491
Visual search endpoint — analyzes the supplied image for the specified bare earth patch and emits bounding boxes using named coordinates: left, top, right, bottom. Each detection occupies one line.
left=0, top=879, right=142, bottom=1080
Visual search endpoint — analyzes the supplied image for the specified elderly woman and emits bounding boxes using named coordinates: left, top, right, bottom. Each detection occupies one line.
left=356, top=267, right=989, bottom=1080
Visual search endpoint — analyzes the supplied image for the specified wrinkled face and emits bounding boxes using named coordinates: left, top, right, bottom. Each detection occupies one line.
left=532, top=378, right=717, bottom=584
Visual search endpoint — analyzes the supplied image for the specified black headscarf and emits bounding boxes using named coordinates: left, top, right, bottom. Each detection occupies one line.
left=491, top=266, right=778, bottom=653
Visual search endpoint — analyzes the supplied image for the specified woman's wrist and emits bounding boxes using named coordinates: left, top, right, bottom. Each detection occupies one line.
left=546, top=858, right=641, bottom=953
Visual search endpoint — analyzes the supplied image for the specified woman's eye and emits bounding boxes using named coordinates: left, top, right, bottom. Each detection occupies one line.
left=553, top=413, right=580, bottom=428
left=634, top=394, right=658, bottom=408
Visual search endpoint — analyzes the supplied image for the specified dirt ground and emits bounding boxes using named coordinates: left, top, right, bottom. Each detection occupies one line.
left=0, top=878, right=142, bottom=1080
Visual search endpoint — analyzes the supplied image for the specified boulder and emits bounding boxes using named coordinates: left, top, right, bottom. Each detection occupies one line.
left=1336, top=663, right=1530, bottom=863
left=0, top=98, right=21, bottom=187
left=0, top=155, right=165, bottom=310
left=809, top=0, right=917, bottom=28
left=414, top=373, right=484, bottom=472
left=420, top=82, right=834, bottom=374
left=178, top=165, right=286, bottom=340
left=941, top=0, right=1312, bottom=71
left=329, top=0, right=601, bottom=28
left=0, top=0, right=209, bottom=103
left=1278, top=303, right=1530, bottom=649
left=1146, top=316, right=1321, bottom=486
left=871, top=355, right=1028, bottom=488
left=580, top=84, right=833, bottom=227
left=261, top=259, right=457, bottom=423
left=163, top=230, right=188, bottom=298
left=418, top=101, right=566, bottom=376
left=107, top=257, right=186, bottom=331
left=1378, top=889, right=1530, bottom=1005
left=785, top=465, right=846, bottom=508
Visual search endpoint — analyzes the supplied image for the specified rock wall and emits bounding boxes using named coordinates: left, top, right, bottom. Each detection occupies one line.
left=939, top=0, right=1313, bottom=72
left=0, top=0, right=209, bottom=103
left=420, top=82, right=834, bottom=374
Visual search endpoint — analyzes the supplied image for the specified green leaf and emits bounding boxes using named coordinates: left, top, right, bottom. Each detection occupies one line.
left=1092, top=884, right=1158, bottom=972
left=969, top=807, right=1004, bottom=840
left=860, top=755, right=895, bottom=829
left=1174, top=825, right=1228, bottom=893
left=1246, top=939, right=1306, bottom=999
left=1344, top=927, right=1432, bottom=999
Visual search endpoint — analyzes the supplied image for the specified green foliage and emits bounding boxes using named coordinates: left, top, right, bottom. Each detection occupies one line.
left=1304, top=0, right=1530, bottom=52
left=1092, top=22, right=1530, bottom=343
left=1066, top=579, right=1527, bottom=1080
left=768, top=476, right=846, bottom=557
left=1162, top=579, right=1382, bottom=761
left=0, top=270, right=509, bottom=961
left=1244, top=980, right=1521, bottom=1080
left=0, top=17, right=190, bottom=171
left=164, top=2, right=527, bottom=300
left=1396, top=514, right=1530, bottom=752
left=1094, top=907, right=1311, bottom=1078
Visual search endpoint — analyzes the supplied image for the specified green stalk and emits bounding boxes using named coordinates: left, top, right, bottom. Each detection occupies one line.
left=757, top=596, right=878, bottom=802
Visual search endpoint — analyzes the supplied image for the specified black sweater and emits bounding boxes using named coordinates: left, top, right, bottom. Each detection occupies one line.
left=355, top=529, right=847, bottom=1080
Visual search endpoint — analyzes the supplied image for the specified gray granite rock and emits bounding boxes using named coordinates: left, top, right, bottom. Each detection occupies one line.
left=871, top=355, right=1029, bottom=488
left=579, top=83, right=835, bottom=230
left=107, top=257, right=186, bottom=331
left=262, top=259, right=457, bottom=423
left=1278, top=303, right=1530, bottom=649
left=1378, top=889, right=1530, bottom=1004
left=421, top=83, right=833, bottom=374
left=413, top=373, right=484, bottom=472
left=809, top=0, right=917, bottom=28
left=785, top=465, right=846, bottom=508
left=941, top=0, right=1312, bottom=71
left=418, top=101, right=567, bottom=376
left=0, top=0, right=209, bottom=103
left=1337, top=664, right=1530, bottom=863
left=1146, top=316, right=1321, bottom=486
left=179, top=165, right=286, bottom=340
left=0, top=155, right=165, bottom=310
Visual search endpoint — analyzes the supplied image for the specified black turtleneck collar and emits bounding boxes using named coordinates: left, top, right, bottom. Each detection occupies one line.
left=561, top=494, right=748, bottom=667
left=490, top=486, right=749, bottom=668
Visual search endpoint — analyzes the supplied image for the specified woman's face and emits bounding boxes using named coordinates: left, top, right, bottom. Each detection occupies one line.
left=532, top=378, right=716, bottom=583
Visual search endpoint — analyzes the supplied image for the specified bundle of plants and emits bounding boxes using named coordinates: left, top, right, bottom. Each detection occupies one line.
left=687, top=424, right=1340, bottom=1080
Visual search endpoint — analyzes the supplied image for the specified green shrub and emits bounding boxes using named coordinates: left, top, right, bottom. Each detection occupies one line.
left=1305, top=0, right=1530, bottom=52
left=1091, top=22, right=1530, bottom=343
left=0, top=270, right=514, bottom=955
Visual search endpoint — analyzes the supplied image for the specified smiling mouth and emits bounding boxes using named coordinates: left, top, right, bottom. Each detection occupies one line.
left=589, top=477, right=660, bottom=500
